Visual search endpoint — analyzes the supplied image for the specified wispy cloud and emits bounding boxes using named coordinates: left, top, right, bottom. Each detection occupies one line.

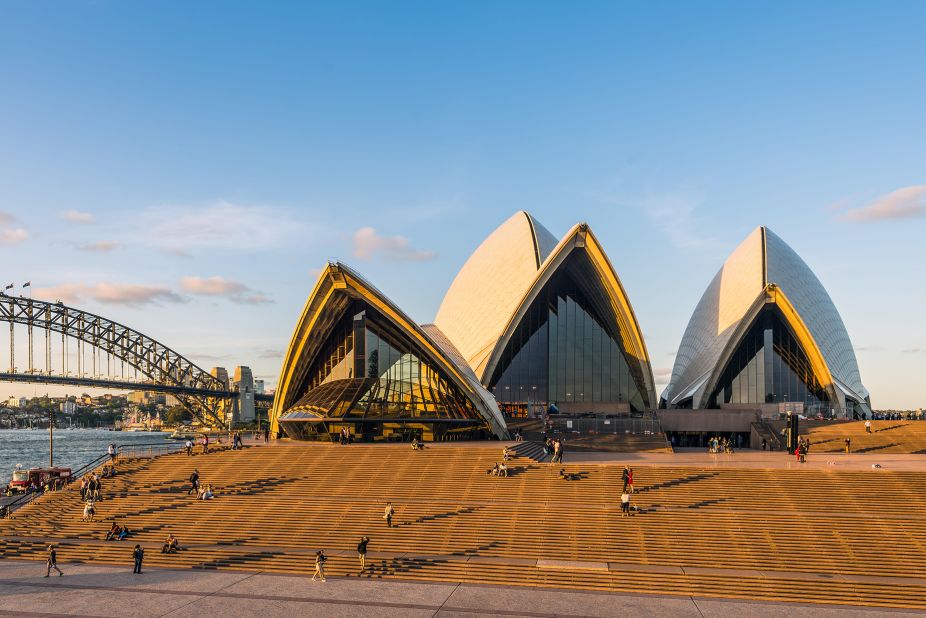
left=180, top=276, right=248, bottom=296
left=138, top=201, right=311, bottom=253
left=653, top=367, right=672, bottom=384
left=231, top=293, right=273, bottom=305
left=352, top=227, right=436, bottom=261
left=180, top=275, right=273, bottom=305
left=837, top=185, right=926, bottom=223
left=33, top=282, right=184, bottom=307
left=0, top=212, right=15, bottom=225
left=78, top=241, right=120, bottom=253
left=0, top=228, right=29, bottom=245
left=60, top=210, right=95, bottom=224
left=257, top=349, right=283, bottom=359
left=902, top=348, right=924, bottom=354
left=640, top=191, right=718, bottom=250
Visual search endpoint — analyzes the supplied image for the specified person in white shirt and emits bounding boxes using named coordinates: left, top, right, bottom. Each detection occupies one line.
left=620, top=492, right=631, bottom=517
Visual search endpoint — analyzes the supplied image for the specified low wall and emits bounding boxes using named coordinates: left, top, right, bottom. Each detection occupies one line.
left=656, top=409, right=761, bottom=433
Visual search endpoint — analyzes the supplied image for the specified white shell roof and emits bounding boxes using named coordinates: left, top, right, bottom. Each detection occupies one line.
left=434, top=211, right=557, bottom=374
left=662, top=227, right=869, bottom=409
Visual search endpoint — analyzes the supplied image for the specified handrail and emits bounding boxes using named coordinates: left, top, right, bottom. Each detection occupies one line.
left=2, top=441, right=182, bottom=518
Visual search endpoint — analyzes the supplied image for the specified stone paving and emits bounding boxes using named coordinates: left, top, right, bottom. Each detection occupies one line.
left=0, top=559, right=922, bottom=617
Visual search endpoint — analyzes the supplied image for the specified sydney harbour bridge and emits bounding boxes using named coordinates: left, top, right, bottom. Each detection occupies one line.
left=0, top=294, right=273, bottom=428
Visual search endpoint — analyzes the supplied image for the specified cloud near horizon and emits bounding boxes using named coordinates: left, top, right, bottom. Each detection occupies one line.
left=181, top=275, right=273, bottom=305
left=33, top=282, right=184, bottom=307
left=352, top=227, right=436, bottom=261
left=0, top=227, right=29, bottom=245
left=837, top=185, right=926, bottom=222
left=78, top=240, right=120, bottom=252
left=59, top=209, right=95, bottom=224
left=138, top=201, right=311, bottom=253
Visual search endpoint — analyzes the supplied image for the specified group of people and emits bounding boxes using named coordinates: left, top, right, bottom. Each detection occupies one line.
left=620, top=465, right=636, bottom=516
left=231, top=431, right=245, bottom=450
left=184, top=435, right=212, bottom=456
left=707, top=436, right=735, bottom=454
left=545, top=438, right=565, bottom=463
left=80, top=473, right=104, bottom=502
left=187, top=469, right=216, bottom=500
left=337, top=427, right=353, bottom=445
left=311, top=535, right=371, bottom=582
left=105, top=521, right=131, bottom=541
left=410, top=437, right=425, bottom=450
left=488, top=462, right=509, bottom=477
left=795, top=437, right=811, bottom=463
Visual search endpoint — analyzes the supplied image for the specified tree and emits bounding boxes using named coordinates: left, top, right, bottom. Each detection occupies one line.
left=165, top=406, right=191, bottom=425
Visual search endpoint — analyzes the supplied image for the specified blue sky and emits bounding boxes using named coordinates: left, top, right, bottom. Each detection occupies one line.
left=1, top=2, right=924, bottom=408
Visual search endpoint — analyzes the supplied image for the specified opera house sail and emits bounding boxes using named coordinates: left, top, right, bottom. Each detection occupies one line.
left=436, top=212, right=656, bottom=417
left=270, top=263, right=508, bottom=441
left=661, top=227, right=871, bottom=418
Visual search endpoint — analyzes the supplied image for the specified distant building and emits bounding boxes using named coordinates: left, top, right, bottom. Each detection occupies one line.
left=254, top=379, right=265, bottom=395
left=210, top=367, right=230, bottom=389
left=60, top=401, right=78, bottom=415
left=6, top=396, right=27, bottom=408
left=127, top=391, right=166, bottom=406
left=232, top=366, right=255, bottom=423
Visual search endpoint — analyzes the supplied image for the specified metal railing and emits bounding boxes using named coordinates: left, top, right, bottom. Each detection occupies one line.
left=548, top=416, right=663, bottom=436
left=1, top=441, right=183, bottom=518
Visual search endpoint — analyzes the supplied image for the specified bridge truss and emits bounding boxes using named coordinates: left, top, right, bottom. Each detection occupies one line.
left=0, top=295, right=239, bottom=427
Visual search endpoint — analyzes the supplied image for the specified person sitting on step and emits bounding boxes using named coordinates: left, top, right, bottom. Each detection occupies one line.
left=162, top=534, right=180, bottom=554
left=105, top=522, right=121, bottom=541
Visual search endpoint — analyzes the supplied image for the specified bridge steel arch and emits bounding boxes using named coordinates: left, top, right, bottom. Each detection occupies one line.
left=0, top=295, right=232, bottom=427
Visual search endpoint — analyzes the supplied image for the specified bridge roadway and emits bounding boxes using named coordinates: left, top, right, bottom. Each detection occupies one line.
left=0, top=372, right=274, bottom=404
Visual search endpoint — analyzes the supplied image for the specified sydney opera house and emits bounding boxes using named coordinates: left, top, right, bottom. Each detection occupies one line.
left=269, top=215, right=870, bottom=442
left=270, top=212, right=656, bottom=441
left=660, top=226, right=871, bottom=418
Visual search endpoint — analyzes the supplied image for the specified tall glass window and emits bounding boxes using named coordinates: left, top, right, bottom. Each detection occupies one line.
left=489, top=261, right=648, bottom=413
left=707, top=306, right=831, bottom=413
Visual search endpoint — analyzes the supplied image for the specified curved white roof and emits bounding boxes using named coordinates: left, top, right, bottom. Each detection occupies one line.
left=434, top=211, right=557, bottom=374
left=662, top=227, right=869, bottom=412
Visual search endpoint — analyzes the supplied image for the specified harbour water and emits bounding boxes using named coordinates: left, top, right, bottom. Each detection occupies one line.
left=0, top=429, right=171, bottom=485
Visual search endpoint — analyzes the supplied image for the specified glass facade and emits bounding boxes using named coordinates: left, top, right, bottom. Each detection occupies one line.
left=279, top=301, right=489, bottom=441
left=488, top=258, right=647, bottom=415
left=707, top=306, right=831, bottom=413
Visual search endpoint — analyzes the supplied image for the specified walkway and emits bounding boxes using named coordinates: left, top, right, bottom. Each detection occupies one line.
left=0, top=560, right=921, bottom=617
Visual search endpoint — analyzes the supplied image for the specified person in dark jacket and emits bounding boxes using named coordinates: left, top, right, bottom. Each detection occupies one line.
left=357, top=536, right=370, bottom=572
left=132, top=545, right=144, bottom=574
left=45, top=545, right=62, bottom=577
left=188, top=470, right=200, bottom=495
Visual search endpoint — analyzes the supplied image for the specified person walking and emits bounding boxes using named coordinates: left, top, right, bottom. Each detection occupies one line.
left=620, top=491, right=631, bottom=517
left=132, top=544, right=144, bottom=574
left=627, top=467, right=634, bottom=493
left=865, top=419, right=872, bottom=434
left=188, top=469, right=200, bottom=495
left=93, top=474, right=103, bottom=501
left=845, top=438, right=851, bottom=454
left=384, top=502, right=395, bottom=528
left=263, top=427, right=270, bottom=443
left=312, top=550, right=327, bottom=582
left=201, top=435, right=210, bottom=454
left=107, top=443, right=117, bottom=464
left=621, top=466, right=630, bottom=493
left=185, top=439, right=193, bottom=457
left=44, top=545, right=63, bottom=577
left=357, top=536, right=369, bottom=572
